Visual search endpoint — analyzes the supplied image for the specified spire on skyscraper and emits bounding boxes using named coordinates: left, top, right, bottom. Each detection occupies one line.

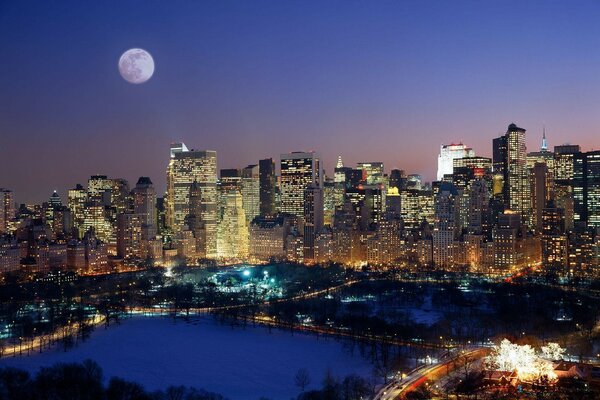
left=336, top=155, right=344, bottom=169
left=541, top=125, right=548, bottom=151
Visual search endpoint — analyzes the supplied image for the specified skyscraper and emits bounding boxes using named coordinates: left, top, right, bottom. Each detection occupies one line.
left=117, top=213, right=143, bottom=259
left=437, top=143, right=475, bottom=181
left=334, top=155, right=346, bottom=184
left=452, top=156, right=492, bottom=233
left=259, top=158, right=276, bottom=216
left=554, top=144, right=581, bottom=230
left=573, top=150, right=600, bottom=229
left=110, top=178, right=130, bottom=215
left=467, top=178, right=490, bottom=236
left=303, top=184, right=324, bottom=261
left=541, top=203, right=567, bottom=272
left=531, top=162, right=552, bottom=233
left=357, top=162, right=384, bottom=185
left=217, top=189, right=249, bottom=259
left=0, top=189, right=14, bottom=234
left=494, top=124, right=531, bottom=225
left=432, top=183, right=459, bottom=267
left=49, top=190, right=62, bottom=208
left=132, top=177, right=157, bottom=240
left=241, top=164, right=260, bottom=224
left=280, top=151, right=321, bottom=218
left=389, top=169, right=407, bottom=191
left=87, top=175, right=113, bottom=205
left=166, top=143, right=218, bottom=258
left=526, top=128, right=554, bottom=171
left=492, top=135, right=508, bottom=201
left=68, top=184, right=87, bottom=238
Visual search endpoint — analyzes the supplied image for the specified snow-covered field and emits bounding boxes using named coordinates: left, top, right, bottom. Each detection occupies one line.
left=0, top=316, right=375, bottom=399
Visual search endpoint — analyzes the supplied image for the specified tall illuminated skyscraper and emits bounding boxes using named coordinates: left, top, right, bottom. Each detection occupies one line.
left=280, top=151, right=321, bottom=218
left=531, top=162, right=552, bottom=233
left=166, top=143, right=218, bottom=258
left=217, top=189, right=248, bottom=259
left=554, top=144, right=581, bottom=230
left=132, top=177, right=157, bottom=240
left=68, top=184, right=87, bottom=238
left=110, top=178, right=130, bottom=215
left=541, top=203, right=567, bottom=272
left=334, top=155, right=346, bottom=184
left=437, top=143, right=475, bottom=181
left=494, top=124, right=531, bottom=225
left=432, top=183, right=458, bottom=267
left=259, top=158, right=276, bottom=216
left=0, top=189, right=14, bottom=234
left=573, top=150, right=600, bottom=229
left=241, top=164, right=260, bottom=224
left=527, top=128, right=554, bottom=170
left=303, top=184, right=324, bottom=261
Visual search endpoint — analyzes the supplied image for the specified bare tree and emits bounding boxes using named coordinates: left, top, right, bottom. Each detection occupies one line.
left=295, top=368, right=311, bottom=392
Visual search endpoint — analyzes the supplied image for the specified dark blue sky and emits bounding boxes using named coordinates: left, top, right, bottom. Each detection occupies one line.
left=2, top=1, right=600, bottom=203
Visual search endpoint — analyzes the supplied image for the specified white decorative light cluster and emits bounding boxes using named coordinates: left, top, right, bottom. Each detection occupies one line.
left=485, top=339, right=564, bottom=382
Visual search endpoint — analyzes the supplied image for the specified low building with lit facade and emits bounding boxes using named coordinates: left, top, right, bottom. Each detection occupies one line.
left=0, top=237, right=20, bottom=273
left=249, top=215, right=288, bottom=261
left=175, top=229, right=197, bottom=262
left=492, top=211, right=523, bottom=271
left=66, top=232, right=109, bottom=275
left=315, top=228, right=334, bottom=263
left=67, top=240, right=86, bottom=272
left=117, top=213, right=143, bottom=260
left=567, top=229, right=596, bottom=277
left=85, top=235, right=109, bottom=274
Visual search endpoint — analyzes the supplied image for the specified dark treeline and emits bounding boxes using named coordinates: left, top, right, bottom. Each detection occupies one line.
left=0, top=359, right=225, bottom=400
left=3, top=264, right=600, bottom=361
left=245, top=278, right=600, bottom=358
left=295, top=370, right=373, bottom=400
left=0, top=263, right=349, bottom=350
left=0, top=360, right=382, bottom=400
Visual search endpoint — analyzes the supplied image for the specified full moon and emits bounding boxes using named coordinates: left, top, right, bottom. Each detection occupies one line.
left=118, top=48, right=155, bottom=84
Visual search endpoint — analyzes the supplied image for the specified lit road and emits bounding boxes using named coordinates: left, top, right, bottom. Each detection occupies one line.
left=1, top=315, right=106, bottom=358
left=374, top=348, right=488, bottom=400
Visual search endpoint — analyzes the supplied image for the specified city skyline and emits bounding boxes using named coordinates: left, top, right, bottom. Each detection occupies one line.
left=3, top=3, right=600, bottom=398
left=1, top=126, right=591, bottom=205
left=4, top=1, right=600, bottom=202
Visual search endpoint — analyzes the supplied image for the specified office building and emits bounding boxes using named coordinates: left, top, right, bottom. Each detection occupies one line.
left=166, top=143, right=218, bottom=257
left=280, top=151, right=321, bottom=218
left=259, top=158, right=276, bottom=216
left=437, top=143, right=475, bottom=181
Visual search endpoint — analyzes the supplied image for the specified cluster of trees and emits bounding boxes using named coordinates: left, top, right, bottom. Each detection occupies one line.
left=0, top=263, right=351, bottom=349
left=294, top=369, right=372, bottom=400
left=252, top=278, right=600, bottom=359
left=0, top=360, right=225, bottom=400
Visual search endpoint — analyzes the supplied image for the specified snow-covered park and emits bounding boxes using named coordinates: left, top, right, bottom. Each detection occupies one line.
left=0, top=316, right=375, bottom=399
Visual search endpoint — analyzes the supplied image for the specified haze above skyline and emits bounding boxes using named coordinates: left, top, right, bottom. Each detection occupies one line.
left=2, top=0, right=600, bottom=203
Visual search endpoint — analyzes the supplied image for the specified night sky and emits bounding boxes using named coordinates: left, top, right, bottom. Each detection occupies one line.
left=2, top=0, right=600, bottom=203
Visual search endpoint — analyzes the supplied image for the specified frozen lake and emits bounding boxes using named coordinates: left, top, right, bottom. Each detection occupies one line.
left=0, top=316, right=375, bottom=399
